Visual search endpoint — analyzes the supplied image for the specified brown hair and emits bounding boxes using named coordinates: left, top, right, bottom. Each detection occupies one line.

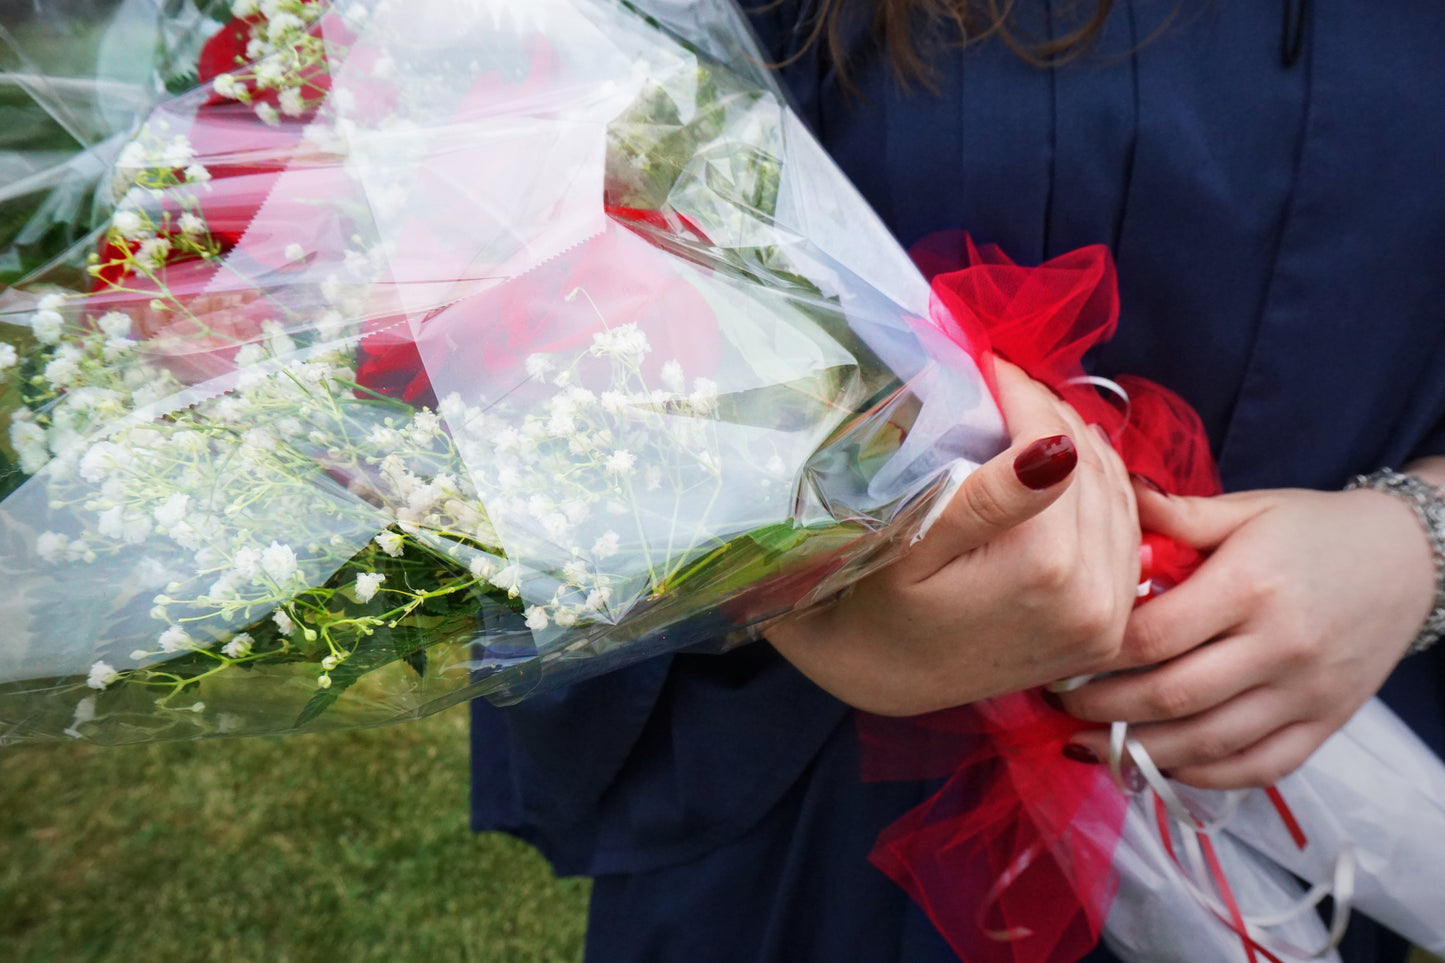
left=780, top=0, right=1116, bottom=88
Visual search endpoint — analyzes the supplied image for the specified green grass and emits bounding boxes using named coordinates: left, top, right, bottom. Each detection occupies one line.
left=0, top=704, right=589, bottom=963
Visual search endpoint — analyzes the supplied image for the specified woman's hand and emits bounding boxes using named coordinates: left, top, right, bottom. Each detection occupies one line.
left=766, top=361, right=1141, bottom=717
left=1059, top=467, right=1441, bottom=789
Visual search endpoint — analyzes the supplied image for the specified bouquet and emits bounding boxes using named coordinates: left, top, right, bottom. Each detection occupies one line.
left=9, top=4, right=1445, bottom=963
left=0, top=0, right=1002, bottom=744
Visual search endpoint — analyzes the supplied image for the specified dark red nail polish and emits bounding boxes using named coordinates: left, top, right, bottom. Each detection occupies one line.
left=1040, top=689, right=1064, bottom=712
left=1123, top=765, right=1148, bottom=793
left=1062, top=743, right=1099, bottom=765
left=1014, top=435, right=1077, bottom=490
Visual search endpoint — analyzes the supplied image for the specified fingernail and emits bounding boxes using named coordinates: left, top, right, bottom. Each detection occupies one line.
left=1062, top=743, right=1099, bottom=765
left=1130, top=472, right=1168, bottom=496
left=1014, top=435, right=1077, bottom=490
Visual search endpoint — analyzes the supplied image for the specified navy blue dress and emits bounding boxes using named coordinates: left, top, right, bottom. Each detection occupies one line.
left=472, top=2, right=1445, bottom=960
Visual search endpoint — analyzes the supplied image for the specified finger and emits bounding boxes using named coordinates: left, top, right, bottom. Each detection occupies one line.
left=900, top=363, right=1092, bottom=580
left=1111, top=550, right=1254, bottom=667
left=993, top=359, right=1072, bottom=434
left=1067, top=427, right=1142, bottom=622
left=1133, top=482, right=1273, bottom=553
left=899, top=433, right=1078, bottom=582
left=1165, top=720, right=1327, bottom=790
left=1064, top=685, right=1296, bottom=775
left=1062, top=630, right=1276, bottom=723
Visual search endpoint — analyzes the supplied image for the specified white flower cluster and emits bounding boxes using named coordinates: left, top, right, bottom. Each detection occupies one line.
left=112, top=128, right=210, bottom=206
left=436, top=320, right=733, bottom=633
left=212, top=0, right=332, bottom=125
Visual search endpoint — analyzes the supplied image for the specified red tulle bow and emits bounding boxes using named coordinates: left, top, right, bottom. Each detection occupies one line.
left=859, top=234, right=1221, bottom=963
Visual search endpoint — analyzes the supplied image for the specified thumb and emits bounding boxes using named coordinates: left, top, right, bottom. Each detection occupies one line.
left=1133, top=480, right=1270, bottom=552
left=900, top=434, right=1077, bottom=582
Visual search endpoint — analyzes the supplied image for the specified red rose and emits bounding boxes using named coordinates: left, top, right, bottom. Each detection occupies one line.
left=356, top=311, right=436, bottom=407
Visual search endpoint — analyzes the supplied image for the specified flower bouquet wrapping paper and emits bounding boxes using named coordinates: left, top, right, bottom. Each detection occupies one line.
left=0, top=0, right=1003, bottom=743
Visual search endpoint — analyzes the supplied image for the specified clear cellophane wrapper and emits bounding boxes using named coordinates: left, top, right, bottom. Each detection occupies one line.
left=1103, top=696, right=1445, bottom=960
left=0, top=0, right=1003, bottom=744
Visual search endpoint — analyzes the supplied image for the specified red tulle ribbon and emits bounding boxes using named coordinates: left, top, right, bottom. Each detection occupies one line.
left=859, top=234, right=1221, bottom=963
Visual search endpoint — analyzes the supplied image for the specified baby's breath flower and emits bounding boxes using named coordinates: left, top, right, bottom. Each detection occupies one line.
left=222, top=633, right=254, bottom=659
left=279, top=88, right=307, bottom=118
left=266, top=11, right=304, bottom=41
left=490, top=564, right=520, bottom=596
left=213, top=73, right=240, bottom=99
left=354, top=572, right=386, bottom=603
left=255, top=102, right=281, bottom=127
left=86, top=661, right=120, bottom=690
left=592, top=531, right=620, bottom=558
left=0, top=343, right=17, bottom=371
left=32, top=309, right=63, bottom=345
left=260, top=541, right=299, bottom=583
left=524, top=606, right=549, bottom=631
left=158, top=625, right=193, bottom=652
left=317, top=673, right=332, bottom=689
left=605, top=449, right=637, bottom=478
left=43, top=354, right=80, bottom=387
left=160, top=136, right=194, bottom=169
left=273, top=609, right=297, bottom=635
left=660, top=359, right=685, bottom=392
left=112, top=210, right=146, bottom=240
left=96, top=311, right=133, bottom=338
left=541, top=512, right=569, bottom=539
left=585, top=586, right=613, bottom=612
left=690, top=377, right=720, bottom=414
left=96, top=506, right=125, bottom=540
left=136, top=236, right=172, bottom=272
left=153, top=492, right=190, bottom=530
left=232, top=545, right=263, bottom=581
left=468, top=556, right=498, bottom=580
left=234, top=343, right=267, bottom=368
left=374, top=530, right=405, bottom=557
left=36, top=531, right=69, bottom=562
left=562, top=559, right=589, bottom=584
left=184, top=163, right=211, bottom=184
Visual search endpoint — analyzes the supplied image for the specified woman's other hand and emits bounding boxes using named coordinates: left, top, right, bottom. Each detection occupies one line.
left=766, top=362, right=1141, bottom=717
left=1059, top=462, right=1444, bottom=789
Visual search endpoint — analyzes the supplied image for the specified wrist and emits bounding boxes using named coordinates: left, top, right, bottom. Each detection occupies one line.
left=1344, top=468, right=1445, bottom=656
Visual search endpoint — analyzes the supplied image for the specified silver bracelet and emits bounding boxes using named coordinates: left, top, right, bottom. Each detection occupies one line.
left=1344, top=467, right=1445, bottom=656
